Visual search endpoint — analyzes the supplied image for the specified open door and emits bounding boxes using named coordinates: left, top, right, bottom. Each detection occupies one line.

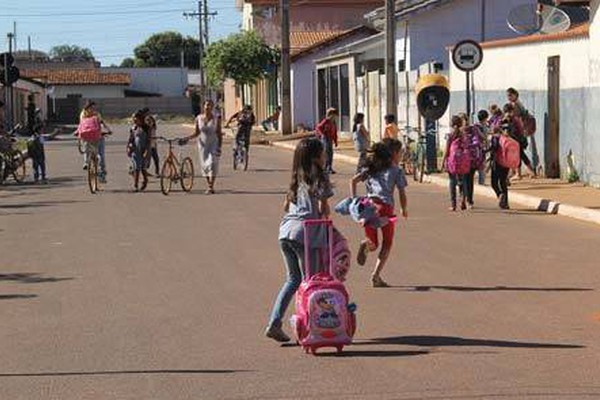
left=546, top=56, right=560, bottom=178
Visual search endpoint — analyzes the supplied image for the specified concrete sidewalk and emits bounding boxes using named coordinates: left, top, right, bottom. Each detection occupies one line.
left=271, top=139, right=600, bottom=227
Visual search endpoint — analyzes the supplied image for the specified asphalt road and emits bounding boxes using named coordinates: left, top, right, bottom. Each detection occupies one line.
left=1, top=125, right=600, bottom=399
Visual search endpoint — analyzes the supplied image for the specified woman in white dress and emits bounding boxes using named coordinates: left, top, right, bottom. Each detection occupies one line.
left=185, top=100, right=222, bottom=194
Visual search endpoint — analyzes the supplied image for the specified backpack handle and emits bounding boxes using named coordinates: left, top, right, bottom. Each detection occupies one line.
left=303, top=219, right=334, bottom=278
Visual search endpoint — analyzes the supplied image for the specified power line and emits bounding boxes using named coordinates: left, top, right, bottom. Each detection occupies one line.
left=0, top=9, right=188, bottom=18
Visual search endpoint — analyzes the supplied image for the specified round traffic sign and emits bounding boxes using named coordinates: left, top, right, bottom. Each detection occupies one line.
left=452, top=40, right=483, bottom=72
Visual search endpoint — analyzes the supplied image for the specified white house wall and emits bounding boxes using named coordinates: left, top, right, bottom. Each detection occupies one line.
left=449, top=35, right=596, bottom=184
left=405, top=0, right=536, bottom=70
left=53, top=85, right=126, bottom=99
left=586, top=1, right=600, bottom=185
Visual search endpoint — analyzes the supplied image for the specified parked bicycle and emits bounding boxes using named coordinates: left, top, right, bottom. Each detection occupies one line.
left=400, top=126, right=432, bottom=183
left=0, top=125, right=27, bottom=185
left=157, top=136, right=194, bottom=196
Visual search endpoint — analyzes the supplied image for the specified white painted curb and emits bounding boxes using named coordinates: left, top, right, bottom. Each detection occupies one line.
left=272, top=141, right=600, bottom=227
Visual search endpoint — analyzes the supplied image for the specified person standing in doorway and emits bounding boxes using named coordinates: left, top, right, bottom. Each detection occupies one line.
left=316, top=108, right=339, bottom=174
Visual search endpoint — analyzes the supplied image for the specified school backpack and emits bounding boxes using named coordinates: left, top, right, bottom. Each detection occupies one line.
left=290, top=220, right=356, bottom=355
left=468, top=126, right=485, bottom=169
left=78, top=116, right=102, bottom=142
left=496, top=135, right=521, bottom=169
left=446, top=135, right=471, bottom=175
left=522, top=113, right=537, bottom=136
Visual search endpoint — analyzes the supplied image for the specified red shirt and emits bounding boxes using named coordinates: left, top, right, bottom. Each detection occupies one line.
left=316, top=118, right=338, bottom=146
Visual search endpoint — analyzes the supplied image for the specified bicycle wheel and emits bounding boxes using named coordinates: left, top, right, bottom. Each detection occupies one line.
left=88, top=159, right=98, bottom=194
left=12, top=150, right=26, bottom=183
left=160, top=160, right=174, bottom=195
left=233, top=146, right=239, bottom=170
left=77, top=139, right=85, bottom=155
left=180, top=157, right=194, bottom=192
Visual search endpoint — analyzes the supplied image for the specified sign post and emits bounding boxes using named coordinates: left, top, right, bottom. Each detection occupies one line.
left=452, top=40, right=483, bottom=122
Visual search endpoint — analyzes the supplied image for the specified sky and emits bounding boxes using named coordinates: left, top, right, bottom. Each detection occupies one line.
left=0, top=0, right=242, bottom=66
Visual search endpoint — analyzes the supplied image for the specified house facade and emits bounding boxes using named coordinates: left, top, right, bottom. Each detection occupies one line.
left=448, top=1, right=599, bottom=186
left=226, top=0, right=381, bottom=127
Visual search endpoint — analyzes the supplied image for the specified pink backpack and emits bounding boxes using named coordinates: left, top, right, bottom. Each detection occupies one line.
left=446, top=135, right=471, bottom=175
left=290, top=220, right=356, bottom=355
left=78, top=116, right=102, bottom=142
left=320, top=228, right=351, bottom=282
left=496, top=135, right=520, bottom=169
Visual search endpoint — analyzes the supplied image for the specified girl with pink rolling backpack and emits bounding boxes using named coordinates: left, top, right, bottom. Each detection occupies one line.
left=265, top=138, right=356, bottom=353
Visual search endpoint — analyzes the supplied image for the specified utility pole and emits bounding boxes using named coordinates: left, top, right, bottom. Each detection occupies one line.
left=280, top=0, right=292, bottom=135
left=5, top=32, right=14, bottom=130
left=385, top=0, right=397, bottom=116
left=183, top=1, right=217, bottom=100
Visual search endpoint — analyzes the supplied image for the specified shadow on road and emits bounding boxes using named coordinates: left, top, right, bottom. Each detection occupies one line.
left=0, top=176, right=82, bottom=191
left=0, top=273, right=74, bottom=284
left=0, top=294, right=38, bottom=300
left=317, top=350, right=429, bottom=358
left=0, top=369, right=251, bottom=378
left=396, top=285, right=593, bottom=292
left=218, top=189, right=287, bottom=196
left=0, top=200, right=85, bottom=210
left=360, top=336, right=584, bottom=349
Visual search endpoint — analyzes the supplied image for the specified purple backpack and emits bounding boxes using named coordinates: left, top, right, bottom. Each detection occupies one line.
left=446, top=135, right=471, bottom=175
left=468, top=126, right=485, bottom=169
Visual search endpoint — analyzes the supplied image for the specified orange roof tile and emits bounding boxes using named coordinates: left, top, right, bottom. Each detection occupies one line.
left=481, top=23, right=590, bottom=49
left=21, top=69, right=130, bottom=86
left=290, top=30, right=348, bottom=56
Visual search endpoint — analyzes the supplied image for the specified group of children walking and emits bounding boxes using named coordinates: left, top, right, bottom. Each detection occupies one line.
left=443, top=94, right=534, bottom=211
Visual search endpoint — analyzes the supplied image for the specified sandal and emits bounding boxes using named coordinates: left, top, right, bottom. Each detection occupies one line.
left=371, top=275, right=390, bottom=288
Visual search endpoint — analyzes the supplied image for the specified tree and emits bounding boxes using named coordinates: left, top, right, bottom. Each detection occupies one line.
left=49, top=45, right=94, bottom=61
left=129, top=31, right=200, bottom=68
left=120, top=58, right=135, bottom=68
left=204, top=31, right=279, bottom=88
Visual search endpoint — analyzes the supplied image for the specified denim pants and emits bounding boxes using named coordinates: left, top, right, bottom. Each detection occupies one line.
left=33, top=153, right=46, bottom=180
left=448, top=173, right=467, bottom=207
left=464, top=168, right=477, bottom=205
left=268, top=239, right=318, bottom=328
left=321, top=136, right=334, bottom=173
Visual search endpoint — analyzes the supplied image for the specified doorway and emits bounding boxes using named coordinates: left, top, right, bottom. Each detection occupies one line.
left=546, top=56, right=560, bottom=178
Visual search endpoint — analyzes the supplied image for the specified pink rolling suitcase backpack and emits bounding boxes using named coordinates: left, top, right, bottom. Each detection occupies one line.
left=290, top=219, right=356, bottom=355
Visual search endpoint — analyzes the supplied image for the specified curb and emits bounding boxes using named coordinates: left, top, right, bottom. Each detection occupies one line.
left=271, top=141, right=600, bottom=227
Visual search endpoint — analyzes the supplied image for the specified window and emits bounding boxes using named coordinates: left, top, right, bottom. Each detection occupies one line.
left=340, top=64, right=350, bottom=131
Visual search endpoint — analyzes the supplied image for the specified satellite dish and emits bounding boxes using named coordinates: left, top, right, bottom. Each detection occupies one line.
left=507, top=4, right=571, bottom=35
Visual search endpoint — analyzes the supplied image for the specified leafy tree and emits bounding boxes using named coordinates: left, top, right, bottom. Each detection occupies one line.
left=204, top=31, right=279, bottom=88
left=49, top=45, right=94, bottom=61
left=120, top=58, right=135, bottom=68
left=130, top=31, right=200, bottom=68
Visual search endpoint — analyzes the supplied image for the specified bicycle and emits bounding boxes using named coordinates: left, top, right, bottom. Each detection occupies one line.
left=82, top=140, right=103, bottom=194
left=401, top=126, right=431, bottom=183
left=233, top=130, right=249, bottom=171
left=157, top=136, right=194, bottom=196
left=0, top=127, right=27, bottom=185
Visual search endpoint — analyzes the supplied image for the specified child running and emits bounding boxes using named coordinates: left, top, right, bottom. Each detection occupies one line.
left=127, top=110, right=150, bottom=192
left=265, top=138, right=333, bottom=343
left=351, top=138, right=408, bottom=288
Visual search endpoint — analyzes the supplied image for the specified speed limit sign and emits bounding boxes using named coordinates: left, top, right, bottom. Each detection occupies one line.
left=452, top=40, right=483, bottom=72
